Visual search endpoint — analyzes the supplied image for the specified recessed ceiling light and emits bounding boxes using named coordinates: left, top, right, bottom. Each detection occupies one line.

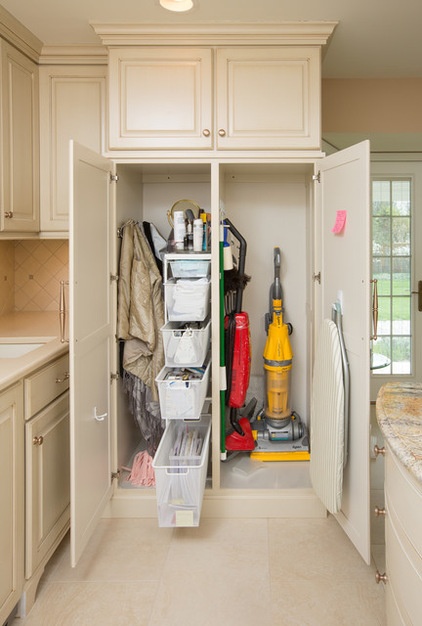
left=159, top=0, right=194, bottom=12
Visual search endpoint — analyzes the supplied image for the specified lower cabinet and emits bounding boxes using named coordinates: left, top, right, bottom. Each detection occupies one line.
left=0, top=353, right=70, bottom=622
left=384, top=446, right=422, bottom=625
left=0, top=383, right=24, bottom=626
left=25, top=393, right=70, bottom=580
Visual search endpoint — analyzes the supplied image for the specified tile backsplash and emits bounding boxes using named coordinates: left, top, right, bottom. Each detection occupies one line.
left=0, top=240, right=69, bottom=314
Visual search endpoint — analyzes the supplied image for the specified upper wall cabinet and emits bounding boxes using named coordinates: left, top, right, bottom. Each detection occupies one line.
left=39, top=64, right=107, bottom=233
left=108, top=47, right=212, bottom=150
left=95, top=23, right=337, bottom=154
left=216, top=47, right=320, bottom=150
left=0, top=39, right=39, bottom=233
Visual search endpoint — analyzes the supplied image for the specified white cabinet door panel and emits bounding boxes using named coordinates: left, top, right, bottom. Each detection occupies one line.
left=69, top=142, right=115, bottom=566
left=216, top=47, right=320, bottom=150
left=314, top=141, right=371, bottom=564
left=108, top=48, right=212, bottom=150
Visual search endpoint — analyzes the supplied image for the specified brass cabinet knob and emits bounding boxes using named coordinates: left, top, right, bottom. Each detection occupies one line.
left=374, top=445, right=386, bottom=457
left=375, top=570, right=388, bottom=584
left=202, top=128, right=211, bottom=137
left=374, top=506, right=386, bottom=517
left=218, top=129, right=226, bottom=137
left=32, top=435, right=44, bottom=446
left=4, top=211, right=13, bottom=218
left=56, top=371, right=70, bottom=384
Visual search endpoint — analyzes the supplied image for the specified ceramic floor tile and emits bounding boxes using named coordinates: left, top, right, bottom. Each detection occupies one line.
left=268, top=515, right=373, bottom=583
left=148, top=524, right=272, bottom=626
left=11, top=516, right=387, bottom=626
left=270, top=578, right=386, bottom=626
left=51, top=518, right=173, bottom=582
left=15, top=580, right=157, bottom=626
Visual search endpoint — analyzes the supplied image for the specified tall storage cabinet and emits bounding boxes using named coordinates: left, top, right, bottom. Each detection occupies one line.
left=0, top=39, right=39, bottom=234
left=39, top=62, right=107, bottom=234
left=69, top=23, right=372, bottom=569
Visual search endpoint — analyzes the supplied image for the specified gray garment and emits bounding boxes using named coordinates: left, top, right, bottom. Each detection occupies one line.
left=123, top=370, right=164, bottom=456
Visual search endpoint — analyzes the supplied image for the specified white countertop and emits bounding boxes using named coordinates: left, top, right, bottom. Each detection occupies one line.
left=0, top=312, right=69, bottom=392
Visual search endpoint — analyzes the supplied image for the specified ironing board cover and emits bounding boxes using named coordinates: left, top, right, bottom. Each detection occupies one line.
left=310, top=318, right=345, bottom=514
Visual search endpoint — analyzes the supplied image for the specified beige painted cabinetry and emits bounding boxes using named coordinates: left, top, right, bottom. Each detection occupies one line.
left=0, top=39, right=39, bottom=234
left=0, top=354, right=69, bottom=622
left=0, top=382, right=24, bottom=626
left=105, top=35, right=322, bottom=152
left=20, top=353, right=70, bottom=615
left=384, top=446, right=422, bottom=625
left=39, top=64, right=106, bottom=233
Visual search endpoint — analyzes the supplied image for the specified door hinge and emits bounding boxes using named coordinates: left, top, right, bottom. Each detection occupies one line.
left=111, top=372, right=119, bottom=382
left=111, top=470, right=120, bottom=481
left=110, top=173, right=119, bottom=183
left=312, top=171, right=321, bottom=183
left=313, top=271, right=321, bottom=284
left=110, top=273, right=119, bottom=282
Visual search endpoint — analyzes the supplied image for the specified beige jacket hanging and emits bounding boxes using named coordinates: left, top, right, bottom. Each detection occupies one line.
left=117, top=222, right=164, bottom=399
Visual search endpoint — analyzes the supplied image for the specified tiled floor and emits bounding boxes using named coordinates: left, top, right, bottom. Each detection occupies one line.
left=12, top=515, right=386, bottom=626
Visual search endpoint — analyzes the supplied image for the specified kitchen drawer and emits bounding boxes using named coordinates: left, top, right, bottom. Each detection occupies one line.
left=386, top=447, right=422, bottom=556
left=385, top=504, right=422, bottom=626
left=24, top=354, right=69, bottom=420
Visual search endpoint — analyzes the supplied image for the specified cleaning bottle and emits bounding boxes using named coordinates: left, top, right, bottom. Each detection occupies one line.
left=201, top=213, right=208, bottom=251
left=193, top=218, right=203, bottom=252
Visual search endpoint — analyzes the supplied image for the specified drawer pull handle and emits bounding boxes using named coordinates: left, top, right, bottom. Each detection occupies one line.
left=374, top=445, right=385, bottom=457
left=56, top=372, right=70, bottom=384
left=4, top=211, right=13, bottom=219
left=33, top=436, right=44, bottom=446
left=94, top=407, right=107, bottom=422
left=375, top=570, right=388, bottom=584
left=374, top=506, right=386, bottom=517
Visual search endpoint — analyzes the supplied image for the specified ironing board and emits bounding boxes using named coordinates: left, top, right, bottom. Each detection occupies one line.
left=310, top=314, right=346, bottom=514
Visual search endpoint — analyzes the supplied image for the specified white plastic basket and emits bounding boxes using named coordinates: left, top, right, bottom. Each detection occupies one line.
left=153, top=416, right=211, bottom=528
left=164, top=278, right=210, bottom=322
left=155, top=361, right=210, bottom=420
left=161, top=319, right=211, bottom=367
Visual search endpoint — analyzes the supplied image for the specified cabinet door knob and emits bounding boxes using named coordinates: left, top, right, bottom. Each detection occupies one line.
left=218, top=129, right=226, bottom=137
left=374, top=506, right=386, bottom=517
left=374, top=445, right=385, bottom=457
left=33, top=435, right=44, bottom=446
left=4, top=211, right=13, bottom=219
left=56, top=372, right=70, bottom=384
left=202, top=128, right=211, bottom=137
left=375, top=570, right=388, bottom=584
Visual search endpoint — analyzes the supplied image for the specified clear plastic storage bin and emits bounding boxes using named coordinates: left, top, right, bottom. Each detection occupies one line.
left=164, top=278, right=211, bottom=322
left=161, top=319, right=211, bottom=367
left=152, top=416, right=211, bottom=527
left=169, top=258, right=210, bottom=279
left=155, top=361, right=210, bottom=420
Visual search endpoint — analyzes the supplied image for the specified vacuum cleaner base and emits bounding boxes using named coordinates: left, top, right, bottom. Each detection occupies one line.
left=250, top=419, right=310, bottom=461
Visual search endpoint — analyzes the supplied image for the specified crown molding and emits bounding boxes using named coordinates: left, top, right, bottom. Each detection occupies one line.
left=91, top=21, right=338, bottom=48
left=39, top=45, right=107, bottom=65
left=0, top=5, right=43, bottom=61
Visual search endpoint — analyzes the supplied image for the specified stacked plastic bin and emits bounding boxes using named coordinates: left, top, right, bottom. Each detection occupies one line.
left=153, top=253, right=212, bottom=527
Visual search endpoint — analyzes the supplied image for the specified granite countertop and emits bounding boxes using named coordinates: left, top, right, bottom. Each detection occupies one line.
left=376, top=382, right=422, bottom=484
left=0, top=312, right=69, bottom=392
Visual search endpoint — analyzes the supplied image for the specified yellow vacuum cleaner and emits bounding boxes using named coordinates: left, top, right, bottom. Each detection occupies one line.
left=251, top=247, right=310, bottom=461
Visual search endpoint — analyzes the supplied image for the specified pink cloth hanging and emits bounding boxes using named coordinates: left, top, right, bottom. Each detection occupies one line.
left=124, top=450, right=156, bottom=487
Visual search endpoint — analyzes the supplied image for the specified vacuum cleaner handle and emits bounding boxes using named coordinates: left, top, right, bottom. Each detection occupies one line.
left=225, top=218, right=247, bottom=313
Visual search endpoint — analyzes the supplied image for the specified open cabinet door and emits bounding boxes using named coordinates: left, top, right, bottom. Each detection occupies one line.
left=313, top=140, right=371, bottom=564
left=69, top=141, right=115, bottom=566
